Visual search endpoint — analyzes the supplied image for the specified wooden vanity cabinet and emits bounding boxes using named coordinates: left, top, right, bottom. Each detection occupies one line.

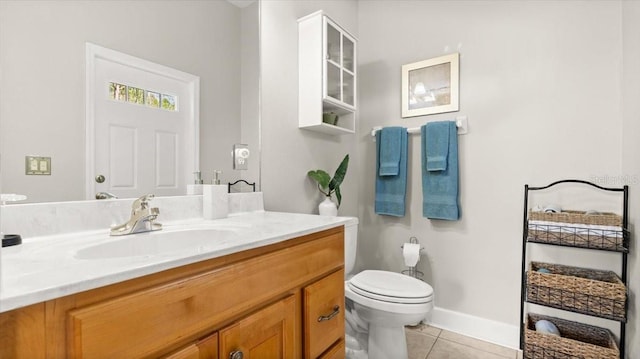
left=0, top=226, right=345, bottom=359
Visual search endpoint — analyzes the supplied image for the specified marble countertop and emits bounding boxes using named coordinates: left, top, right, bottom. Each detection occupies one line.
left=0, top=211, right=356, bottom=313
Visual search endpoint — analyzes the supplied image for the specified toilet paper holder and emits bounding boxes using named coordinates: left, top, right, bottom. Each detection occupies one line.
left=401, top=237, right=424, bottom=280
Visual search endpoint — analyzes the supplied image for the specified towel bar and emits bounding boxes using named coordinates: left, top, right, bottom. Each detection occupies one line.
left=371, top=116, right=468, bottom=138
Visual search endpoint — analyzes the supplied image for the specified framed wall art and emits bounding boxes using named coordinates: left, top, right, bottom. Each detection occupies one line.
left=401, top=53, right=459, bottom=118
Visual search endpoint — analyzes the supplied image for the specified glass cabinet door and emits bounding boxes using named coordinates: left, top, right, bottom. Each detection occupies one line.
left=341, top=35, right=355, bottom=107
left=326, top=23, right=341, bottom=64
left=327, top=63, right=341, bottom=101
left=325, top=22, right=342, bottom=103
left=342, top=70, right=354, bottom=106
left=343, top=36, right=354, bottom=72
left=324, top=18, right=356, bottom=110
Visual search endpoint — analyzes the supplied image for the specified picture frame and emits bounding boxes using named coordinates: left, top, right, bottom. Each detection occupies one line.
left=401, top=53, right=459, bottom=118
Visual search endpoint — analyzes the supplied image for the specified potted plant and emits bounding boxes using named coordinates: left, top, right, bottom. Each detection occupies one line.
left=307, top=154, right=349, bottom=216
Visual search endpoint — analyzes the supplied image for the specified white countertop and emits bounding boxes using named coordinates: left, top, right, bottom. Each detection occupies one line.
left=0, top=211, right=356, bottom=313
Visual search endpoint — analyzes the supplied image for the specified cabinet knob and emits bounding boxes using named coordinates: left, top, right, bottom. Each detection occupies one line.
left=229, top=350, right=244, bottom=359
left=317, top=305, right=340, bottom=322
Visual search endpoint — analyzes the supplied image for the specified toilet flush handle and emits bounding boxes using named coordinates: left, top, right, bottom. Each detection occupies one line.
left=317, top=305, right=340, bottom=322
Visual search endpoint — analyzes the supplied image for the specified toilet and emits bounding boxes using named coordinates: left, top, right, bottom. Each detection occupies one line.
left=343, top=220, right=434, bottom=359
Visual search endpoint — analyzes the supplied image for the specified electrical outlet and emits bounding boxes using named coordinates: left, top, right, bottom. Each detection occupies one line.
left=25, top=156, right=51, bottom=175
left=233, top=144, right=250, bottom=170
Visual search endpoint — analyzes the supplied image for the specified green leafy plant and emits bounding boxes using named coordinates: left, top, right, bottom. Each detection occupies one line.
left=307, top=154, right=349, bottom=208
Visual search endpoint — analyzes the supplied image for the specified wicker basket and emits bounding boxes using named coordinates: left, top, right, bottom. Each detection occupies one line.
left=527, top=210, right=626, bottom=252
left=527, top=262, right=626, bottom=321
left=528, top=210, right=622, bottom=227
left=524, top=313, right=619, bottom=359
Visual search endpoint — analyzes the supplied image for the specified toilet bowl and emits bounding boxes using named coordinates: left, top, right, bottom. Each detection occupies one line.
left=346, top=270, right=433, bottom=359
left=343, top=220, right=434, bottom=359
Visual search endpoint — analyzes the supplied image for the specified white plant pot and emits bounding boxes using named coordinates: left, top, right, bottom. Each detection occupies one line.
left=318, top=197, right=338, bottom=216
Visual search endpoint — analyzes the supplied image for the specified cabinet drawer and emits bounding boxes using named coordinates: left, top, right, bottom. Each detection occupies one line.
left=318, top=339, right=345, bottom=359
left=304, top=269, right=345, bottom=359
left=67, top=232, right=343, bottom=358
left=162, top=344, right=200, bottom=359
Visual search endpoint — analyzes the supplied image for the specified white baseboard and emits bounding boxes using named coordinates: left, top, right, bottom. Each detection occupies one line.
left=426, top=306, right=521, bottom=350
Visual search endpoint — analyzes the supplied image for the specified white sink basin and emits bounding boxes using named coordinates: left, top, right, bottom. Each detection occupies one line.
left=75, top=228, right=239, bottom=259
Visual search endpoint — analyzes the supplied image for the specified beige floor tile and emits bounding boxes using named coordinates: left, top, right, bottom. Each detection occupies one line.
left=426, top=339, right=512, bottom=359
left=438, top=330, right=517, bottom=358
left=407, top=323, right=442, bottom=337
left=406, top=330, right=437, bottom=359
left=516, top=350, right=523, bottom=359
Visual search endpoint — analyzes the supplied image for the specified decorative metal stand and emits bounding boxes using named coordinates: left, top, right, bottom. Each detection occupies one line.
left=519, top=179, right=629, bottom=359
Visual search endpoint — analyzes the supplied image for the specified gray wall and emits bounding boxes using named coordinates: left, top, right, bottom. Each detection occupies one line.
left=260, top=0, right=359, bottom=216
left=0, top=0, right=244, bottom=202
left=357, top=0, right=623, bottom=328
left=353, top=0, right=634, bottom=351
left=622, top=1, right=640, bottom=357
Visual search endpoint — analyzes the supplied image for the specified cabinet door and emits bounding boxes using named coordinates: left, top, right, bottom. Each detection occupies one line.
left=324, top=19, right=342, bottom=103
left=0, top=303, right=46, bottom=359
left=303, top=270, right=345, bottom=359
left=162, top=333, right=218, bottom=359
left=323, top=17, right=356, bottom=110
left=196, top=333, right=219, bottom=359
left=340, top=34, right=355, bottom=108
left=219, top=295, right=296, bottom=359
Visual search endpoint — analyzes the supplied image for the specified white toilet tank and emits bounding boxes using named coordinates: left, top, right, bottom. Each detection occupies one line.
left=344, top=219, right=358, bottom=278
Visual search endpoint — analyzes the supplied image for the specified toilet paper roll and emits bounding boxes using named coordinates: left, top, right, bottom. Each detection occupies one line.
left=402, top=243, right=421, bottom=267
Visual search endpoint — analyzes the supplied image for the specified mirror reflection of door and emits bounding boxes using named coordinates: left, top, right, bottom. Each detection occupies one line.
left=87, top=43, right=199, bottom=200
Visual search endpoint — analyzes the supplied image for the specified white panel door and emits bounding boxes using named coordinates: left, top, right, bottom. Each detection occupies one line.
left=87, top=44, right=199, bottom=199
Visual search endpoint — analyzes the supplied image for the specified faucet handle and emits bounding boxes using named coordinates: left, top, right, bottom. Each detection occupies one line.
left=132, top=194, right=155, bottom=210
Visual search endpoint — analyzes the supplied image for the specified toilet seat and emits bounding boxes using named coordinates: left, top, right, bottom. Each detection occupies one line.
left=347, top=270, right=433, bottom=304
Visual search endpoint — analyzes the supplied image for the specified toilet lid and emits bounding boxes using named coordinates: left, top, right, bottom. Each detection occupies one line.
left=348, top=270, right=433, bottom=304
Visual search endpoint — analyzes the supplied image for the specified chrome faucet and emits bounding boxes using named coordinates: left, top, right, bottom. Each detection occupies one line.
left=110, top=194, right=162, bottom=236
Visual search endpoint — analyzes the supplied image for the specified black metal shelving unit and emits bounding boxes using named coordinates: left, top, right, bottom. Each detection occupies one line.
left=519, top=179, right=629, bottom=358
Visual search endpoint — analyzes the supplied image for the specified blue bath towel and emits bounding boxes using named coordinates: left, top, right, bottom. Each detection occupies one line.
left=422, top=121, right=460, bottom=220
left=425, top=121, right=449, bottom=171
left=375, top=127, right=408, bottom=217
left=378, top=127, right=404, bottom=176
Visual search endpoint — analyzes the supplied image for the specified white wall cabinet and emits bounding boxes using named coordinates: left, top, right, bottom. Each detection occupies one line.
left=299, top=11, right=357, bottom=135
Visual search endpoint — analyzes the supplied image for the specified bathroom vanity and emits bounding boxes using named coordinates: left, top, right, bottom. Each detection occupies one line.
left=0, top=209, right=351, bottom=359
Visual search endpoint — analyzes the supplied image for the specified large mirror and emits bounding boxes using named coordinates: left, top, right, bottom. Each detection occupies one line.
left=0, top=0, right=260, bottom=203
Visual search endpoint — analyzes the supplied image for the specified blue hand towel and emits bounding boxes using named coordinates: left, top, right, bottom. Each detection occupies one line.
left=375, top=128, right=408, bottom=217
left=378, top=127, right=404, bottom=176
left=425, top=121, right=449, bottom=171
left=422, top=121, right=460, bottom=220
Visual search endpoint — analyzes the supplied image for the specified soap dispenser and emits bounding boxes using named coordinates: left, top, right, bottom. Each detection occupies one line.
left=203, top=170, right=228, bottom=219
left=212, top=170, right=222, bottom=185
left=187, top=171, right=204, bottom=195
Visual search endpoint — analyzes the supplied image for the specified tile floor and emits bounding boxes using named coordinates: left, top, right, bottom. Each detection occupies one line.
left=406, top=324, right=524, bottom=359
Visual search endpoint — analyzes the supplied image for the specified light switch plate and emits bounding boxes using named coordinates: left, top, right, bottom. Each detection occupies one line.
left=25, top=156, right=51, bottom=175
